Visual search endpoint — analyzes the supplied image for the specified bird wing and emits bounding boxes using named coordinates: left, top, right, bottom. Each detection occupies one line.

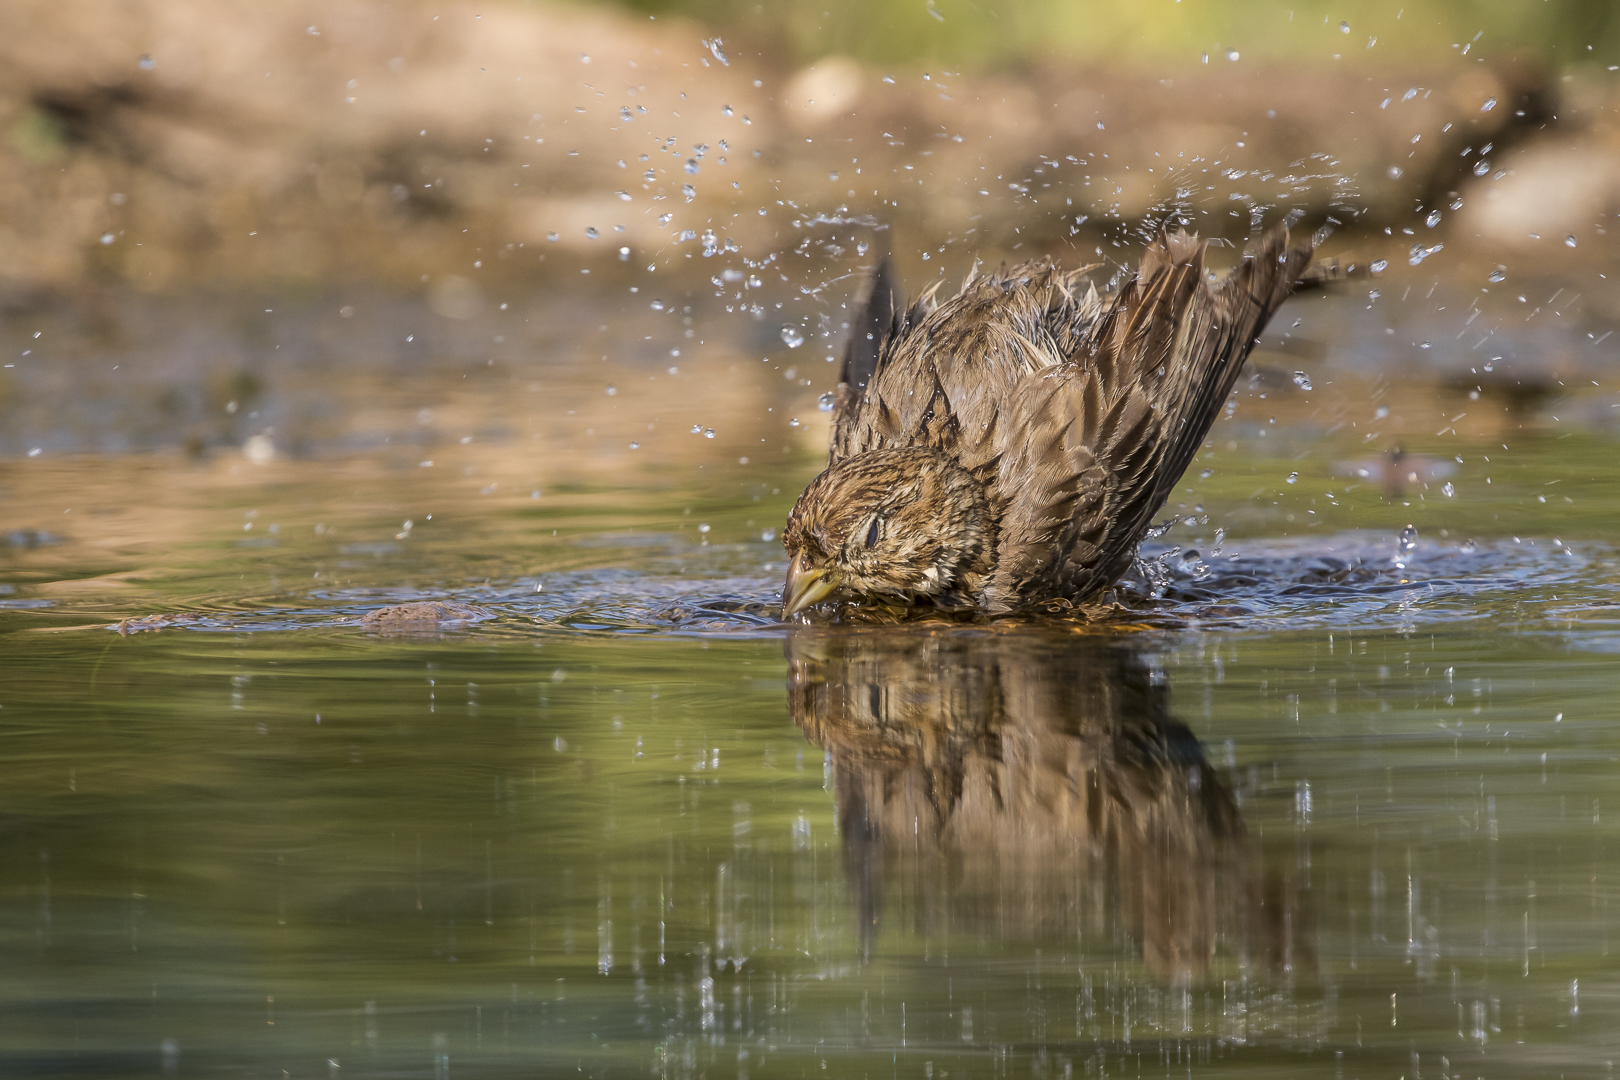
left=984, top=223, right=1316, bottom=609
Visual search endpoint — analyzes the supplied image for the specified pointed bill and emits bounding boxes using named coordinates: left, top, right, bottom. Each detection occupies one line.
left=782, top=552, right=840, bottom=616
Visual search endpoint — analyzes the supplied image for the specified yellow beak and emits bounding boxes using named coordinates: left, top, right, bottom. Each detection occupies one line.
left=782, top=552, right=841, bottom=616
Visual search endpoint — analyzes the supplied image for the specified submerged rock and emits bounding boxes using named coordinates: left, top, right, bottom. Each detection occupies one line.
left=359, top=601, right=492, bottom=631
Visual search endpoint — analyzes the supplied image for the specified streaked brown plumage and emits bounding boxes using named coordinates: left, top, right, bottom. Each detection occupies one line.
left=782, top=222, right=1318, bottom=616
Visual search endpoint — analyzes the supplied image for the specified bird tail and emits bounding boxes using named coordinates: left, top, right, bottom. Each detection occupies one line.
left=1154, top=221, right=1317, bottom=500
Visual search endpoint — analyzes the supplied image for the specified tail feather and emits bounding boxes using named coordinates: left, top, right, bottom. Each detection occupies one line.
left=1154, top=223, right=1316, bottom=503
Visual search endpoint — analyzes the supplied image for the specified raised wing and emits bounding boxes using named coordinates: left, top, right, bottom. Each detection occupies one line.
left=983, top=224, right=1317, bottom=609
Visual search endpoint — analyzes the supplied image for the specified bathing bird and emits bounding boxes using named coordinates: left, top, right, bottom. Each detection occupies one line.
left=781, top=222, right=1319, bottom=616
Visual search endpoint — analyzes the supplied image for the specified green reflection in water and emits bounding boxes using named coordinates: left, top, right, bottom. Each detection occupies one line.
left=4, top=612, right=1620, bottom=1077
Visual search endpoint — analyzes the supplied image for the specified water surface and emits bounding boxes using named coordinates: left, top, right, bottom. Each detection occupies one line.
left=4, top=261, right=1620, bottom=1077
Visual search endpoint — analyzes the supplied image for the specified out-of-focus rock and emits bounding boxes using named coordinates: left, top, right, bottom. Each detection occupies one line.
left=1459, top=140, right=1620, bottom=245
left=783, top=57, right=865, bottom=129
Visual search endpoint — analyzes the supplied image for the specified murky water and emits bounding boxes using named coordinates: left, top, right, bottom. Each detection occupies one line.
left=5, top=256, right=1620, bottom=1077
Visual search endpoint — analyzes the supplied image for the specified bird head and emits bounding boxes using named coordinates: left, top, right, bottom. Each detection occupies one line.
left=781, top=447, right=995, bottom=616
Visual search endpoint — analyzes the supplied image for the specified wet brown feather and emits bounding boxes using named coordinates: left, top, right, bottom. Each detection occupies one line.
left=792, top=223, right=1317, bottom=614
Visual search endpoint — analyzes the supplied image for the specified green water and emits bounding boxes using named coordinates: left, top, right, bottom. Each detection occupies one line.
left=6, top=264, right=1620, bottom=1077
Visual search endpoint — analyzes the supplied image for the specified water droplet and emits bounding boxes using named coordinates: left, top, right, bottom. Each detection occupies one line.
left=1460, top=538, right=1477, bottom=554
left=1226, top=49, right=1240, bottom=61
left=1487, top=269, right=1505, bottom=283
left=584, top=226, right=599, bottom=239
left=1285, top=472, right=1299, bottom=484
left=788, top=417, right=801, bottom=428
left=620, top=106, right=631, bottom=121
left=628, top=441, right=640, bottom=449
left=99, top=233, right=116, bottom=245
left=650, top=299, right=666, bottom=311
left=605, top=385, right=617, bottom=396
left=698, top=523, right=711, bottom=533
left=1292, top=371, right=1313, bottom=391
left=1339, top=20, right=1350, bottom=32
left=1442, top=481, right=1455, bottom=497
left=1408, top=242, right=1443, bottom=266
left=781, top=325, right=805, bottom=348
left=690, top=424, right=702, bottom=434
left=546, top=231, right=559, bottom=242
left=685, top=159, right=700, bottom=175
left=681, top=184, right=696, bottom=201
left=721, top=104, right=733, bottom=116
left=1426, top=209, right=1442, bottom=228
left=618, top=246, right=630, bottom=261
left=1199, top=469, right=1213, bottom=479
left=1566, top=235, right=1578, bottom=248
left=1395, top=524, right=1418, bottom=567
left=703, top=428, right=715, bottom=439
left=1370, top=258, right=1389, bottom=273
left=761, top=528, right=776, bottom=542
left=817, top=391, right=836, bottom=412
left=138, top=54, right=154, bottom=70
left=1481, top=97, right=1497, bottom=112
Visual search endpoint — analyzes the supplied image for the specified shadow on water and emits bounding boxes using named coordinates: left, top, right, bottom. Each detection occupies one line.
left=788, top=627, right=1304, bottom=984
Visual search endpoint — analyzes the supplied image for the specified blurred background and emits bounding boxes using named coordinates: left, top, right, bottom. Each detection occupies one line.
left=4, top=0, right=1620, bottom=579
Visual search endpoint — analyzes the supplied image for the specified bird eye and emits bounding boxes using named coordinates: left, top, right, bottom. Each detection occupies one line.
left=864, top=517, right=881, bottom=548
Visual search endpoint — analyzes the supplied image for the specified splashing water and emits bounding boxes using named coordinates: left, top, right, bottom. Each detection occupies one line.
left=1292, top=371, right=1313, bottom=391
left=781, top=326, right=805, bottom=348
left=817, top=391, right=836, bottom=412
left=1409, top=243, right=1443, bottom=266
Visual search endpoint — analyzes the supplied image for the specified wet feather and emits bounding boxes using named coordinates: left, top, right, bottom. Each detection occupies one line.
left=785, top=223, right=1318, bottom=616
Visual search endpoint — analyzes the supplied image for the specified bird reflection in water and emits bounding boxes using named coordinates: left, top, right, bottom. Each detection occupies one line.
left=787, top=627, right=1308, bottom=983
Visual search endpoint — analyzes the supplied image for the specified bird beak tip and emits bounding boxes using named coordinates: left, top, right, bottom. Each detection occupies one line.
left=782, top=558, right=839, bottom=617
